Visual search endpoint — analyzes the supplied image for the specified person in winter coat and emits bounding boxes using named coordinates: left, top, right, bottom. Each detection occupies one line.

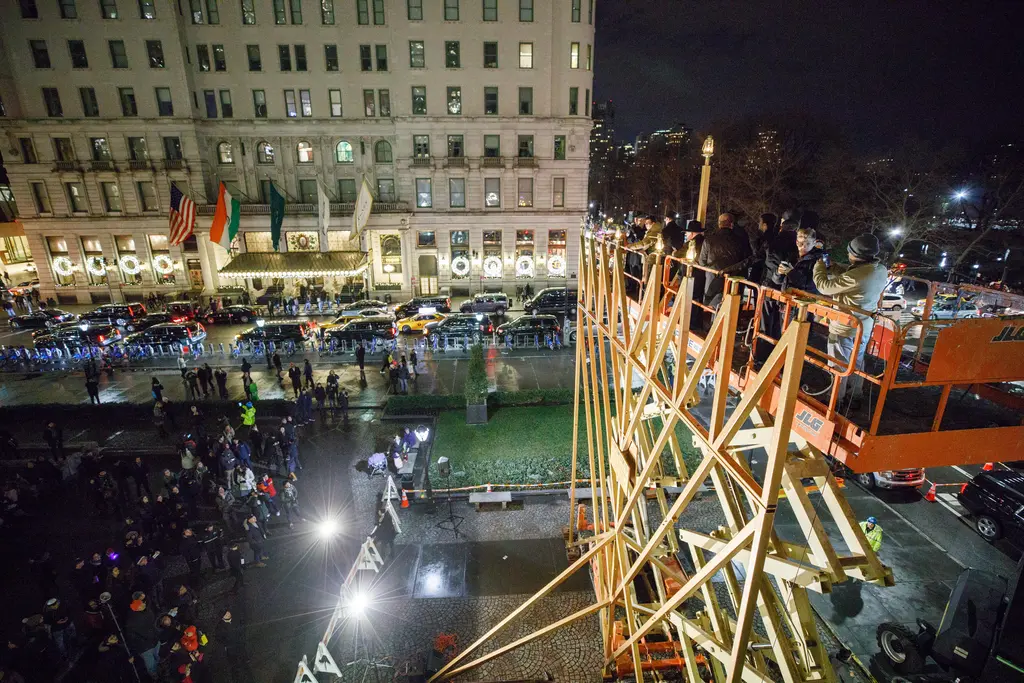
left=124, top=592, right=160, bottom=677
left=95, top=634, right=137, bottom=683
left=248, top=424, right=264, bottom=463
left=272, top=352, right=283, bottom=378
left=257, top=474, right=280, bottom=516
left=214, top=368, right=229, bottom=399
left=245, top=515, right=269, bottom=565
left=339, top=388, right=350, bottom=423
left=197, top=364, right=211, bottom=398
left=233, top=439, right=252, bottom=469
left=239, top=402, right=256, bottom=428
left=744, top=213, right=781, bottom=284
left=325, top=371, right=339, bottom=408
left=151, top=377, right=164, bottom=402
left=43, top=422, right=64, bottom=460
left=231, top=464, right=256, bottom=497
left=216, top=487, right=240, bottom=530
left=313, top=383, right=327, bottom=418
left=217, top=611, right=255, bottom=683
left=279, top=480, right=304, bottom=527
left=180, top=528, right=202, bottom=585
left=813, top=233, right=889, bottom=410
left=177, top=354, right=188, bottom=378
left=779, top=228, right=824, bottom=294
left=355, top=343, right=366, bottom=375
left=287, top=363, right=302, bottom=397
left=227, top=544, right=245, bottom=593
left=698, top=212, right=753, bottom=306
left=248, top=379, right=260, bottom=402
left=303, top=359, right=314, bottom=388
left=199, top=523, right=226, bottom=571
left=218, top=447, right=238, bottom=478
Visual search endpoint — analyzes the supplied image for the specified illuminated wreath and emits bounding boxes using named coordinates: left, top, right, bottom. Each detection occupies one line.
left=515, top=255, right=534, bottom=278
left=482, top=256, right=503, bottom=278
left=152, top=255, right=175, bottom=275
left=52, top=256, right=74, bottom=277
left=450, top=255, right=470, bottom=278
left=119, top=255, right=142, bottom=275
left=548, top=254, right=566, bottom=276
left=85, top=256, right=107, bottom=277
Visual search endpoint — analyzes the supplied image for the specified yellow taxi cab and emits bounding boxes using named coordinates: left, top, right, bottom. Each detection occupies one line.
left=397, top=312, right=447, bottom=334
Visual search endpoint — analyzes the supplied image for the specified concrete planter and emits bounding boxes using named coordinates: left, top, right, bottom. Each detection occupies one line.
left=466, top=402, right=488, bottom=424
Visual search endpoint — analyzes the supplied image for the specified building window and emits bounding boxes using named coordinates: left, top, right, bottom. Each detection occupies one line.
left=298, top=179, right=317, bottom=203
left=247, top=44, right=261, bottom=71
left=380, top=234, right=402, bottom=272
left=374, top=140, right=393, bottom=163
left=54, top=138, right=75, bottom=161
left=240, top=0, right=255, bottom=23
left=80, top=87, right=99, bottom=117
left=205, top=89, right=218, bottom=117
left=278, top=44, right=291, bottom=71
left=483, top=42, right=497, bottom=68
left=407, top=0, right=422, bottom=19
left=30, top=40, right=50, bottom=69
left=284, top=89, right=297, bottom=117
left=552, top=177, right=565, bottom=207
left=101, top=182, right=122, bottom=212
left=363, top=89, right=375, bottom=117
left=484, top=177, right=500, bottom=207
left=484, top=87, right=498, bottom=115
left=289, top=0, right=302, bottom=22
left=144, top=40, right=164, bottom=68
left=484, top=134, right=500, bottom=157
left=585, top=89, right=590, bottom=115
left=273, top=0, right=286, bottom=22
left=163, top=137, right=183, bottom=160
left=518, top=135, right=534, bottom=157
left=411, top=86, right=426, bottom=114
left=155, top=87, right=173, bottom=116
left=20, top=138, right=37, bottom=163
left=217, top=141, right=233, bottom=164
left=297, top=141, right=314, bottom=163
left=149, top=235, right=175, bottom=283
left=253, top=89, right=267, bottom=117
left=375, top=44, right=388, bottom=70
left=198, top=44, right=212, bottom=71
left=321, top=0, right=334, bottom=23
left=335, top=140, right=353, bottom=163
left=119, top=87, right=137, bottom=116
left=586, top=43, right=592, bottom=70
left=372, top=0, right=384, bottom=23
left=519, top=0, right=532, bottom=21
left=518, top=87, right=533, bottom=115
left=359, top=45, right=372, bottom=71
left=447, top=87, right=462, bottom=114
left=206, top=0, right=220, bottom=22
left=128, top=137, right=148, bottom=161
left=189, top=0, right=204, bottom=23
left=295, top=45, right=307, bottom=70
left=517, top=178, right=533, bottom=207
left=90, top=137, right=111, bottom=161
left=415, top=179, right=432, bottom=208
left=569, top=87, right=578, bottom=115
left=220, top=90, right=233, bottom=117
left=212, top=44, right=226, bottom=70
left=376, top=178, right=396, bottom=202
left=413, top=135, right=430, bottom=158
left=329, top=89, right=343, bottom=116
left=379, top=88, right=391, bottom=116
left=409, top=41, right=425, bottom=68
left=570, top=42, right=579, bottom=69
left=257, top=141, right=274, bottom=163
left=356, top=0, right=368, bottom=23
left=31, top=182, right=51, bottom=213
left=109, top=40, right=128, bottom=68
left=20, top=0, right=39, bottom=19
left=588, top=0, right=593, bottom=22
left=58, top=0, right=77, bottom=19
left=449, top=179, right=465, bottom=208
left=447, top=135, right=464, bottom=157
left=482, top=0, right=496, bottom=20
left=43, top=87, right=62, bottom=117
left=571, top=0, right=580, bottom=21
left=554, top=135, right=566, bottom=160
left=337, top=178, right=356, bottom=202
left=68, top=40, right=88, bottom=68
left=418, top=231, right=436, bottom=247
left=66, top=183, right=88, bottom=212
left=135, top=182, right=156, bottom=211
left=445, top=41, right=460, bottom=68
left=299, top=89, right=312, bottom=116
left=519, top=42, right=533, bottom=68
left=325, top=44, right=338, bottom=70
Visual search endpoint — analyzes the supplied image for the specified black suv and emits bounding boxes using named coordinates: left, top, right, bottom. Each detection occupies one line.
left=523, top=287, right=577, bottom=316
left=427, top=313, right=493, bottom=343
left=123, top=321, right=207, bottom=346
left=460, top=293, right=510, bottom=315
left=236, top=320, right=316, bottom=344
left=33, top=323, right=122, bottom=348
left=393, top=295, right=452, bottom=318
left=203, top=305, right=259, bottom=325
left=325, top=316, right=398, bottom=343
left=80, top=303, right=148, bottom=330
left=957, top=471, right=1024, bottom=548
left=8, top=308, right=77, bottom=330
left=496, top=314, right=562, bottom=340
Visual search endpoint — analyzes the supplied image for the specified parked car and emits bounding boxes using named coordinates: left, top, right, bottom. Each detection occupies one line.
left=79, top=303, right=148, bottom=330
left=496, top=314, right=562, bottom=340
left=335, top=300, right=389, bottom=318
left=393, top=295, right=452, bottom=319
left=460, top=293, right=510, bottom=315
left=236, top=320, right=316, bottom=344
left=878, top=293, right=907, bottom=311
left=523, top=287, right=577, bottom=316
left=33, top=324, right=122, bottom=348
left=165, top=301, right=198, bottom=320
left=397, top=312, right=447, bottom=334
left=203, top=305, right=259, bottom=325
left=911, top=300, right=981, bottom=320
left=8, top=308, right=77, bottom=330
left=123, top=321, right=207, bottom=346
left=324, top=316, right=398, bottom=343
left=9, top=279, right=40, bottom=296
left=136, top=312, right=187, bottom=330
left=956, top=470, right=1024, bottom=547
left=854, top=468, right=925, bottom=490
left=427, top=313, right=493, bottom=342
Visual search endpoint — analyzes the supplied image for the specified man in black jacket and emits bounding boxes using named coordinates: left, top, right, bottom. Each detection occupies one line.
left=246, top=515, right=268, bottom=566
left=199, top=523, right=226, bottom=571
left=698, top=212, right=753, bottom=306
left=180, top=528, right=202, bottom=586
left=227, top=544, right=245, bottom=593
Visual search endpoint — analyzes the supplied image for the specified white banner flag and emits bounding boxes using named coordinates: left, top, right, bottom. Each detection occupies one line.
left=313, top=641, right=343, bottom=676
left=317, top=178, right=330, bottom=244
left=352, top=177, right=374, bottom=238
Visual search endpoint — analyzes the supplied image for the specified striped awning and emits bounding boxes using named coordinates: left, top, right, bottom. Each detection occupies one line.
left=218, top=251, right=367, bottom=278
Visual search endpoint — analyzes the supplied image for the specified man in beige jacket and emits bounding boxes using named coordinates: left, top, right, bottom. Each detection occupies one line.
left=813, top=234, right=889, bottom=410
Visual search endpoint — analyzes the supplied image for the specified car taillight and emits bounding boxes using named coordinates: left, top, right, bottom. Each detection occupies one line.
left=960, top=483, right=968, bottom=494
left=98, top=335, right=106, bottom=342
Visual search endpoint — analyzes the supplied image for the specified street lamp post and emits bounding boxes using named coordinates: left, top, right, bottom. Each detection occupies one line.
left=696, top=136, right=714, bottom=227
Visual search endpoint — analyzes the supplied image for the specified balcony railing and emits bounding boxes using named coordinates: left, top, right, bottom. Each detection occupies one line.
left=481, top=156, right=504, bottom=168
left=163, top=159, right=187, bottom=170
left=128, top=160, right=152, bottom=171
left=90, top=160, right=115, bottom=172
left=53, top=160, right=80, bottom=172
left=195, top=201, right=409, bottom=216
left=445, top=157, right=466, bottom=168
left=411, top=157, right=432, bottom=167
left=514, top=156, right=537, bottom=168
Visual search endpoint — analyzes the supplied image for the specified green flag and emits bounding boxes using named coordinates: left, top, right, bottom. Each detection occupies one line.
left=269, top=182, right=285, bottom=251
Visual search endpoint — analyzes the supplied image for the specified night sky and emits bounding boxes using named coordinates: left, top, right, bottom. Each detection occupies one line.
left=594, top=0, right=1024, bottom=151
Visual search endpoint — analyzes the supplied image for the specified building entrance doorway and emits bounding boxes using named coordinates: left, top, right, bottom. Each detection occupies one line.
left=418, top=255, right=438, bottom=295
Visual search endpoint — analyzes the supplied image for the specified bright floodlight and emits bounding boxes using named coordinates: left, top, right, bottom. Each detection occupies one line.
left=415, top=425, right=430, bottom=442
left=256, top=318, right=265, bottom=328
left=348, top=591, right=369, bottom=618
left=79, top=322, right=89, bottom=332
left=889, top=227, right=902, bottom=237
left=317, top=518, right=340, bottom=539
left=954, top=190, right=968, bottom=200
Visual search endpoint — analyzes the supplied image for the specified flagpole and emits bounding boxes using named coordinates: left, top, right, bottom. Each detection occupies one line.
left=263, top=173, right=299, bottom=203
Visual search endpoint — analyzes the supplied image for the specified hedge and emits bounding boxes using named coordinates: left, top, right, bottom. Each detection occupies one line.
left=385, top=387, right=577, bottom=416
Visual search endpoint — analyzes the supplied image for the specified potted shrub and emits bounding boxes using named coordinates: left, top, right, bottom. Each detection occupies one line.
left=465, top=343, right=489, bottom=424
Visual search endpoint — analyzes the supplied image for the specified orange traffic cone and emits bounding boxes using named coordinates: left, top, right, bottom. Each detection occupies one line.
left=924, top=482, right=937, bottom=502
left=400, top=489, right=409, bottom=509
left=982, top=462, right=994, bottom=471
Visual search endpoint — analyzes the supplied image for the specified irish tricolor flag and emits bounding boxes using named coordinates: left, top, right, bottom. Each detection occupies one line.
left=210, top=182, right=240, bottom=250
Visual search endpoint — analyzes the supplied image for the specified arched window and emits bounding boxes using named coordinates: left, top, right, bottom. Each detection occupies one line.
left=217, top=141, right=233, bottom=164
left=380, top=234, right=402, bottom=274
left=335, top=140, right=353, bottom=164
left=257, top=141, right=275, bottom=164
left=374, top=140, right=393, bottom=163
left=297, top=141, right=314, bottom=164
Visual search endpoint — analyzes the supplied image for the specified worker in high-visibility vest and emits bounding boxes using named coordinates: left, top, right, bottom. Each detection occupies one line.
left=860, top=516, right=883, bottom=552
left=240, top=401, right=256, bottom=427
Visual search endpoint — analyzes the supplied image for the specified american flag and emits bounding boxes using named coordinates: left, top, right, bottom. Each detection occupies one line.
left=168, top=184, right=196, bottom=246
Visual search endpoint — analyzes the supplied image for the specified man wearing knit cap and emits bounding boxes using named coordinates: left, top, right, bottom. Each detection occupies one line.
left=124, top=591, right=160, bottom=677
left=813, top=233, right=889, bottom=410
